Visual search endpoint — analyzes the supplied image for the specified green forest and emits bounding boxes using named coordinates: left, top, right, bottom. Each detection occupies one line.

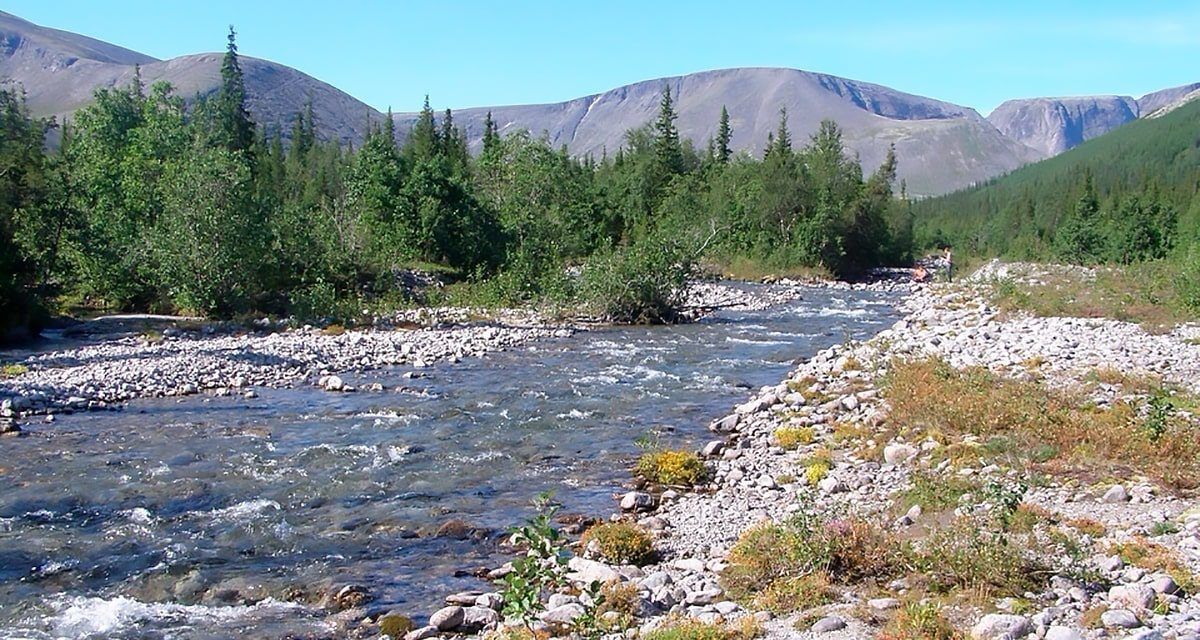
left=913, top=98, right=1200, bottom=265
left=0, top=31, right=911, bottom=336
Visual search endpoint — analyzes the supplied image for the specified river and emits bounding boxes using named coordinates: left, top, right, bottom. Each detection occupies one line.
left=0, top=284, right=899, bottom=639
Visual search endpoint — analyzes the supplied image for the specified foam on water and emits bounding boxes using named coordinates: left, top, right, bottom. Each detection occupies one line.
left=203, top=499, right=281, bottom=522
left=29, top=595, right=312, bottom=639
left=723, top=337, right=791, bottom=346
left=555, top=409, right=594, bottom=420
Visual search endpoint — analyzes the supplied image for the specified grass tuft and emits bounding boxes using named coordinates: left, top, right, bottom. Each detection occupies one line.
left=581, top=522, right=656, bottom=566
left=636, top=449, right=708, bottom=487
left=773, top=426, right=815, bottom=449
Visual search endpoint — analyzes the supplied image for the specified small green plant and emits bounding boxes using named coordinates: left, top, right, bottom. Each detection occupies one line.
left=982, top=480, right=1027, bottom=529
left=642, top=617, right=760, bottom=640
left=636, top=449, right=708, bottom=486
left=1, top=363, right=28, bottom=378
left=572, top=579, right=608, bottom=639
left=774, top=426, right=815, bottom=449
left=804, top=461, right=830, bottom=486
left=581, top=522, right=656, bottom=566
left=755, top=572, right=833, bottom=614
left=1143, top=392, right=1173, bottom=442
left=499, top=493, right=570, bottom=630
left=592, top=582, right=641, bottom=634
left=1150, top=521, right=1180, bottom=536
left=899, top=472, right=979, bottom=512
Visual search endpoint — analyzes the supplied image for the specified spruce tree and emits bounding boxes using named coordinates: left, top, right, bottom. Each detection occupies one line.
left=482, top=111, right=499, bottom=154
left=715, top=105, right=732, bottom=164
left=216, top=26, right=255, bottom=153
left=652, top=84, right=683, bottom=175
left=769, top=107, right=792, bottom=159
left=403, top=95, right=438, bottom=163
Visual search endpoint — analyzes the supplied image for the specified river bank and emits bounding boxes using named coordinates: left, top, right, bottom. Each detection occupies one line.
left=1, top=281, right=886, bottom=421
left=402, top=262, right=1200, bottom=640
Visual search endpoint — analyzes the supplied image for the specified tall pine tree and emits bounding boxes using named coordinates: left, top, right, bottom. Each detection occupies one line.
left=652, top=84, right=683, bottom=176
left=215, top=26, right=255, bottom=153
left=715, top=105, right=732, bottom=164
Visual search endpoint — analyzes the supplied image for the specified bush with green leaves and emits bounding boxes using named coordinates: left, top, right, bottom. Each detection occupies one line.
left=498, top=494, right=569, bottom=629
left=577, top=235, right=696, bottom=324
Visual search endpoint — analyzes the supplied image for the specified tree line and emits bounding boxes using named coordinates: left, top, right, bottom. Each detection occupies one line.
left=1, top=30, right=910, bottom=335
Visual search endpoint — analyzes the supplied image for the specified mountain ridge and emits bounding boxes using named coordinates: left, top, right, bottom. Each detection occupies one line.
left=1, top=10, right=1195, bottom=197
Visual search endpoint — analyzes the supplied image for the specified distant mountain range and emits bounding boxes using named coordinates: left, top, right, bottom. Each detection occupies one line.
left=2, top=10, right=1196, bottom=196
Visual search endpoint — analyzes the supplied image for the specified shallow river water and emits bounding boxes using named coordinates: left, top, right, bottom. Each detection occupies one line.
left=0, top=285, right=899, bottom=639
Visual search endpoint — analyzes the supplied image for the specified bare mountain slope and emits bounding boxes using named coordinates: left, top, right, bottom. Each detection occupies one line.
left=395, top=68, right=1042, bottom=196
left=1139, top=83, right=1200, bottom=116
left=986, top=96, right=1139, bottom=157
left=987, top=81, right=1200, bottom=157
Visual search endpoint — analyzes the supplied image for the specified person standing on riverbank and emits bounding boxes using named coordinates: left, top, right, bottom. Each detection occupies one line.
left=944, top=247, right=954, bottom=282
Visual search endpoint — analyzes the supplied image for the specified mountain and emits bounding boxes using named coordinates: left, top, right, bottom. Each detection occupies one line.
left=393, top=68, right=1042, bottom=196
left=987, top=96, right=1139, bottom=157
left=987, top=82, right=1200, bottom=157
left=0, top=10, right=383, bottom=145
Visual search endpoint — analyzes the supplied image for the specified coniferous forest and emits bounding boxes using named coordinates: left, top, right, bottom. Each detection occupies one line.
left=0, top=31, right=911, bottom=335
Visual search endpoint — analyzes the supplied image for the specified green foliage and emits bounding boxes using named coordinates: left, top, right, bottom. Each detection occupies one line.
left=578, top=235, right=696, bottom=323
left=499, top=493, right=569, bottom=629
left=0, top=87, right=56, bottom=336
left=0, top=30, right=911, bottom=331
left=1, top=363, right=29, bottom=378
left=722, top=511, right=902, bottom=604
left=914, top=97, right=1200, bottom=266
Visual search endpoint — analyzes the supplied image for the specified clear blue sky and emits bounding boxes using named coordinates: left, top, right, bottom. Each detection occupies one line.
left=7, top=1, right=1199, bottom=115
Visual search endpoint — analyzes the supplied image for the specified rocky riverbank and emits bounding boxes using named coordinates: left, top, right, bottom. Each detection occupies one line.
left=392, top=264, right=1200, bottom=640
left=0, top=281, right=841, bottom=423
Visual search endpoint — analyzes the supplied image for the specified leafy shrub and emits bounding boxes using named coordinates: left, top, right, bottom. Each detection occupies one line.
left=581, top=522, right=656, bottom=566
left=636, top=450, right=708, bottom=486
left=498, top=494, right=569, bottom=628
left=722, top=513, right=902, bottom=603
left=577, top=235, right=696, bottom=324
left=773, top=426, right=814, bottom=449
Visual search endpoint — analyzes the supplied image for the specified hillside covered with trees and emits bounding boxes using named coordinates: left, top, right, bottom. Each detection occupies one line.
left=913, top=98, right=1200, bottom=263
left=0, top=30, right=911, bottom=336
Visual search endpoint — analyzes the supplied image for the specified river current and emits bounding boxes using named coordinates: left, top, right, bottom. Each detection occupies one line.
left=0, top=285, right=899, bottom=639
